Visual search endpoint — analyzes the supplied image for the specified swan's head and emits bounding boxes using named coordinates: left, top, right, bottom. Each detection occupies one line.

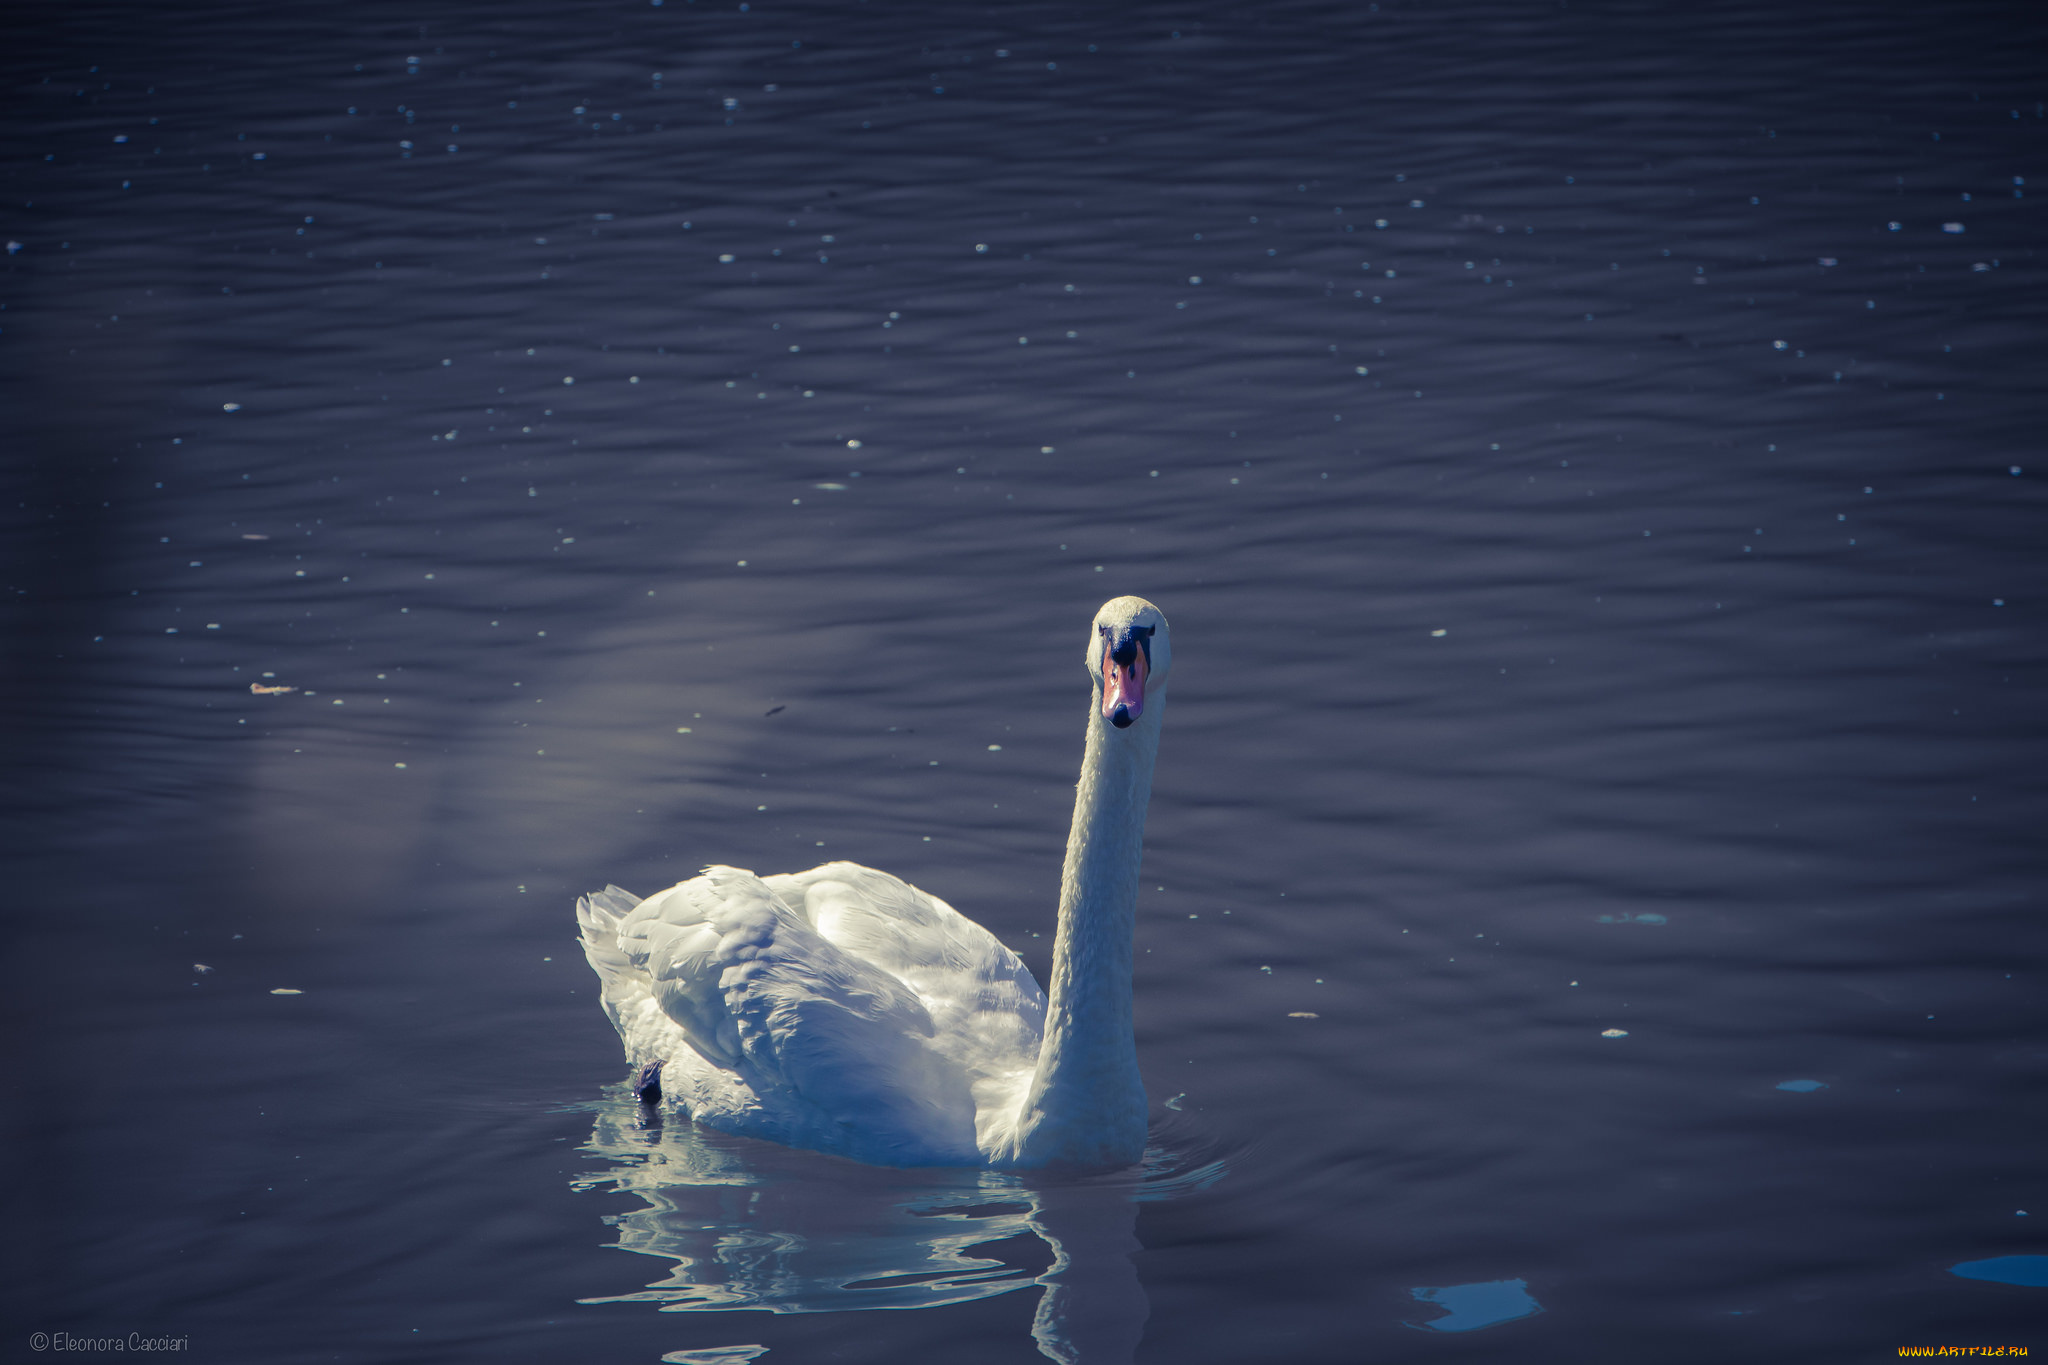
left=1088, top=597, right=1170, bottom=730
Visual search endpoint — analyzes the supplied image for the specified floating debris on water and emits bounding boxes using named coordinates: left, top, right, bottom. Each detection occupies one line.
left=250, top=683, right=296, bottom=695
left=1601, top=1028, right=1628, bottom=1038
left=1950, top=1256, right=2048, bottom=1287
left=1164, top=1092, right=1186, bottom=1111
left=1406, top=1278, right=1543, bottom=1333
left=270, top=988, right=303, bottom=996
left=1776, top=1079, right=1828, bottom=1092
left=1288, top=1011, right=1319, bottom=1019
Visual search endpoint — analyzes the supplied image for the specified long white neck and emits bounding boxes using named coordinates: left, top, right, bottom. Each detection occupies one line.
left=1005, top=687, right=1161, bottom=1167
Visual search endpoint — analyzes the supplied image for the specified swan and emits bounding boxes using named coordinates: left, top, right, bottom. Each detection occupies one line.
left=575, top=596, right=1170, bottom=1168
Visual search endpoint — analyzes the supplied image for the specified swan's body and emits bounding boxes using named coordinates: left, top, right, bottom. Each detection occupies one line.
left=576, top=597, right=1170, bottom=1168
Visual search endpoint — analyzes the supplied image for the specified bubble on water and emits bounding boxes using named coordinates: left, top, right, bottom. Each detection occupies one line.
left=1776, top=1079, right=1827, bottom=1092
left=1943, top=222, right=1965, bottom=233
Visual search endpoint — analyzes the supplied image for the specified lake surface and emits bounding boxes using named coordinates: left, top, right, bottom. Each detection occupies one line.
left=4, top=1, right=2045, bottom=1361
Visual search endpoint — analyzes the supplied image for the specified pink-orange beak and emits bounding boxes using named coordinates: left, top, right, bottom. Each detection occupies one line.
left=1101, top=644, right=1148, bottom=728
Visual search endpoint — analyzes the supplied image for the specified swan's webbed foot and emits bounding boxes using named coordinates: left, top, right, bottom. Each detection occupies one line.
left=632, top=1059, right=663, bottom=1104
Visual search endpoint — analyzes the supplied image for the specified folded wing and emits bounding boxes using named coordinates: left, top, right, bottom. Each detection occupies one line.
left=583, top=864, right=1033, bottom=1163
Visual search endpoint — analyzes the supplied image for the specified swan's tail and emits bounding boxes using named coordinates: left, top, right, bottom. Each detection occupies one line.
left=576, top=884, right=645, bottom=1035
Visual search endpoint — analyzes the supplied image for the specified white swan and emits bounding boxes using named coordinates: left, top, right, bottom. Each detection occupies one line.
left=576, top=596, right=1170, bottom=1168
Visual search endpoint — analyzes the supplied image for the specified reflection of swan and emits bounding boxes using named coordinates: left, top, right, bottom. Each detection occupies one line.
left=572, top=1101, right=1051, bottom=1315
left=577, top=598, right=1170, bottom=1168
left=572, top=1097, right=1171, bottom=1364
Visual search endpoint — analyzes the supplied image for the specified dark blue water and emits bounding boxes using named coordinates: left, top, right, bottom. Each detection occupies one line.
left=5, top=2, right=2045, bottom=1361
